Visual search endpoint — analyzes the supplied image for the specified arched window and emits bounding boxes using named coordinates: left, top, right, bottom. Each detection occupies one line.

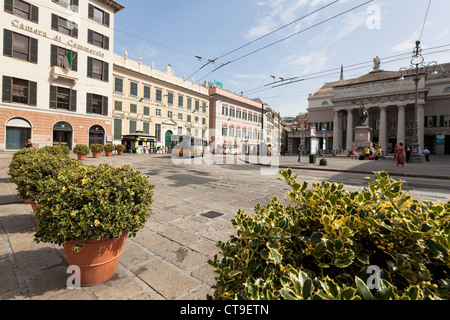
left=53, top=121, right=73, bottom=150
left=5, top=118, right=31, bottom=150
left=88, top=125, right=105, bottom=146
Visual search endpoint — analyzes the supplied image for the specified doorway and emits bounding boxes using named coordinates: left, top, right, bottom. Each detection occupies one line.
left=89, top=125, right=105, bottom=146
left=53, top=122, right=73, bottom=150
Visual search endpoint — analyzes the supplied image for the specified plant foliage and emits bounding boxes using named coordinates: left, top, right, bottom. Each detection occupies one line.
left=208, top=170, right=450, bottom=300
left=73, top=144, right=91, bottom=155
left=90, top=144, right=104, bottom=153
left=104, top=144, right=115, bottom=152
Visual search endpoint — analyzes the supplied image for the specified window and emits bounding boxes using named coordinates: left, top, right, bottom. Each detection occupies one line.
left=187, top=98, right=192, bottom=110
left=156, top=109, right=161, bottom=117
left=129, top=120, right=137, bottom=134
left=52, top=0, right=79, bottom=11
left=168, top=92, right=174, bottom=105
left=130, top=104, right=137, bottom=114
left=248, top=113, right=253, bottom=122
left=425, top=116, right=437, bottom=128
left=155, top=124, right=161, bottom=142
left=130, top=82, right=138, bottom=97
left=202, top=118, right=206, bottom=125
left=4, top=0, right=39, bottom=23
left=50, top=85, right=76, bottom=111
left=88, top=4, right=110, bottom=27
left=114, top=78, right=123, bottom=93
left=51, top=45, right=78, bottom=71
left=87, top=57, right=109, bottom=82
left=195, top=116, right=199, bottom=124
left=143, top=106, right=150, bottom=116
left=51, top=14, right=78, bottom=38
left=3, top=30, right=38, bottom=63
left=87, top=93, right=108, bottom=115
left=178, top=95, right=184, bottom=108
left=88, top=30, right=109, bottom=50
left=2, top=76, right=37, bottom=106
left=156, top=89, right=162, bottom=103
left=114, top=118, right=122, bottom=140
left=236, top=110, right=242, bottom=119
left=114, top=101, right=122, bottom=111
left=222, top=127, right=228, bottom=136
left=187, top=115, right=191, bottom=122
left=168, top=111, right=173, bottom=119
left=143, top=122, right=150, bottom=134
left=242, top=112, right=247, bottom=120
left=178, top=113, right=183, bottom=121
left=441, top=115, right=450, bottom=127
left=143, top=86, right=151, bottom=100
left=195, top=100, right=200, bottom=111
left=202, top=102, right=207, bottom=113
left=222, top=106, right=228, bottom=116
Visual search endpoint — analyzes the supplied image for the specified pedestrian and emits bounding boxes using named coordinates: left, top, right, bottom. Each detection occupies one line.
left=350, top=148, right=357, bottom=160
left=423, top=147, right=431, bottom=162
left=297, top=145, right=302, bottom=162
left=25, top=139, right=33, bottom=148
left=406, top=144, right=412, bottom=163
left=364, top=147, right=370, bottom=160
left=376, top=146, right=382, bottom=158
left=396, top=143, right=405, bottom=167
left=393, top=144, right=398, bottom=163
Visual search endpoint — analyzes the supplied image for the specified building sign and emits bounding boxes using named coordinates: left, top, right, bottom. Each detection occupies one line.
left=437, top=135, right=445, bottom=145
left=11, top=20, right=105, bottom=58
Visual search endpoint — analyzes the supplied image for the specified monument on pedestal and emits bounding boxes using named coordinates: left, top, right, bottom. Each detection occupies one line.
left=353, top=105, right=372, bottom=149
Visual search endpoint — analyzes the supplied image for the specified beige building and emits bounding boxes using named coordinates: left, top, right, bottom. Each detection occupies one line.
left=112, top=53, right=210, bottom=152
left=0, top=0, right=124, bottom=150
left=308, top=59, right=450, bottom=155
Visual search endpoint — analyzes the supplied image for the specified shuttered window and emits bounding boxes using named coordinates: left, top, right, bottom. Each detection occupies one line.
left=114, top=118, right=122, bottom=140
left=50, top=85, right=76, bottom=111
left=87, top=57, right=109, bottom=82
left=3, top=29, right=37, bottom=63
left=87, top=29, right=109, bottom=50
left=2, top=76, right=37, bottom=106
left=88, top=4, right=110, bottom=27
left=86, top=93, right=108, bottom=116
left=4, top=0, right=39, bottom=23
left=50, top=44, right=78, bottom=71
left=51, top=14, right=78, bottom=38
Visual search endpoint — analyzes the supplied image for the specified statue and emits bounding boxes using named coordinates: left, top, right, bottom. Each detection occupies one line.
left=359, top=105, right=368, bottom=125
left=373, top=56, right=381, bottom=71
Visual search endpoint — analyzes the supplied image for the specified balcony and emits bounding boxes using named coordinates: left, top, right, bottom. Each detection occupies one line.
left=51, top=66, right=78, bottom=82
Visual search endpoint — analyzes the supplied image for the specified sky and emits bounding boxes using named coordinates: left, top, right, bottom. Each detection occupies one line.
left=113, top=0, right=450, bottom=118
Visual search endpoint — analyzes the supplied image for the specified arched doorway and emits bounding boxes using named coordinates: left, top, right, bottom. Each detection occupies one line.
left=53, top=121, right=73, bottom=150
left=89, top=125, right=105, bottom=146
left=5, top=118, right=32, bottom=150
left=165, top=130, right=173, bottom=150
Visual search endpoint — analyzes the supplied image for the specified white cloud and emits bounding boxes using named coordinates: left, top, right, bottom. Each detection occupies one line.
left=391, top=31, right=421, bottom=53
left=281, top=50, right=331, bottom=75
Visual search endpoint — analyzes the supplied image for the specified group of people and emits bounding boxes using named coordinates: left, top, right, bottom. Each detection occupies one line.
left=350, top=145, right=382, bottom=160
left=394, top=143, right=431, bottom=166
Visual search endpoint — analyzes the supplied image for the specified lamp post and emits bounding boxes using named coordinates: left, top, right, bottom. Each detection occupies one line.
left=399, top=40, right=440, bottom=163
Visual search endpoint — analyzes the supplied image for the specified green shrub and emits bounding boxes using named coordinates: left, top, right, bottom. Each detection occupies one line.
left=39, top=145, right=70, bottom=156
left=104, top=143, right=115, bottom=152
left=8, top=152, right=82, bottom=201
left=208, top=170, right=449, bottom=300
left=90, top=144, right=104, bottom=153
left=73, top=144, right=91, bottom=155
left=34, top=164, right=155, bottom=252
left=115, top=144, right=126, bottom=152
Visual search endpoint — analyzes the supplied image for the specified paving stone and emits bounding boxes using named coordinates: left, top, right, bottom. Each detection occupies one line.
left=26, top=265, right=69, bottom=300
left=131, top=260, right=199, bottom=300
left=119, top=241, right=155, bottom=269
left=0, top=259, right=19, bottom=295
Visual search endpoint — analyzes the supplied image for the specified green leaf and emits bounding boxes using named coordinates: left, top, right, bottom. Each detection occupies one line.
left=425, top=239, right=448, bottom=259
left=355, top=276, right=373, bottom=300
left=280, top=288, right=298, bottom=300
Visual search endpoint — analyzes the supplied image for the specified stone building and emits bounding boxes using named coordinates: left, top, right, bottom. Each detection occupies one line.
left=0, top=0, right=124, bottom=150
left=307, top=59, right=450, bottom=155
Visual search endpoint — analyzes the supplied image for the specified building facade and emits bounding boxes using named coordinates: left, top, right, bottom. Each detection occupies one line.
left=0, top=0, right=124, bottom=151
left=308, top=59, right=450, bottom=155
left=208, top=87, right=267, bottom=155
left=112, top=53, right=210, bottom=152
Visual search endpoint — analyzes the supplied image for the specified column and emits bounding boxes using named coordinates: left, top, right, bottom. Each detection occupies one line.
left=379, top=106, right=387, bottom=153
left=397, top=104, right=406, bottom=145
left=333, top=110, right=340, bottom=152
left=417, top=103, right=425, bottom=152
left=346, top=109, right=353, bottom=151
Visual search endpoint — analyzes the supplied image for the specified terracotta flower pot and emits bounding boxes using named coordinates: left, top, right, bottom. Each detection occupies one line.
left=77, top=154, right=87, bottom=161
left=105, top=151, right=112, bottom=157
left=117, top=150, right=123, bottom=156
left=24, top=199, right=40, bottom=212
left=63, top=231, right=128, bottom=287
left=92, top=152, right=101, bottom=158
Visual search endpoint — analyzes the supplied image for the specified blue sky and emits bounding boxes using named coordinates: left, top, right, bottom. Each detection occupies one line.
left=113, top=0, right=450, bottom=118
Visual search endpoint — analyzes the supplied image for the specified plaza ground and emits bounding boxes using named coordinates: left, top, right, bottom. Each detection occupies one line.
left=0, top=152, right=449, bottom=300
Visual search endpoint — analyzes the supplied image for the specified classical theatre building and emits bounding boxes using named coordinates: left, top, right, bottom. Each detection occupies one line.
left=307, top=59, right=450, bottom=155
left=0, top=0, right=124, bottom=151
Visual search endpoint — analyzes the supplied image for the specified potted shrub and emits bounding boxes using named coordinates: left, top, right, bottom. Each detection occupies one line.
left=208, top=170, right=450, bottom=300
left=90, top=144, right=104, bottom=158
left=115, top=144, right=126, bottom=156
left=104, top=143, right=115, bottom=157
left=8, top=149, right=81, bottom=212
left=34, top=163, right=155, bottom=286
left=73, top=144, right=91, bottom=160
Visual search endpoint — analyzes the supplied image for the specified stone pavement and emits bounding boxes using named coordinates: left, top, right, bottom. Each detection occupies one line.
left=0, top=151, right=449, bottom=300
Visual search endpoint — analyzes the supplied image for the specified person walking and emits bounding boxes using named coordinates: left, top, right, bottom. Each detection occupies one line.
left=396, top=143, right=405, bottom=167
left=25, top=139, right=34, bottom=148
left=297, top=145, right=302, bottom=162
left=406, top=144, right=412, bottom=163
left=423, top=147, right=431, bottom=162
left=351, top=148, right=357, bottom=160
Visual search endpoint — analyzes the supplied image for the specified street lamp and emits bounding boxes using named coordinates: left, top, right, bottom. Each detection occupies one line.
left=399, top=40, right=442, bottom=163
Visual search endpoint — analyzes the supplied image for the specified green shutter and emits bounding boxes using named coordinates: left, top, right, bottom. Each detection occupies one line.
left=87, top=57, right=93, bottom=78
left=104, top=12, right=110, bottom=27
left=2, top=76, right=12, bottom=103
left=103, top=62, right=109, bottom=82
left=114, top=101, right=122, bottom=111
left=72, top=51, right=78, bottom=72
left=70, top=89, right=77, bottom=111
left=143, top=122, right=150, bottom=134
left=104, top=36, right=109, bottom=50
left=114, top=118, right=122, bottom=140
left=72, top=0, right=79, bottom=11
left=29, top=81, right=37, bottom=106
left=129, top=120, right=137, bottom=134
left=102, top=96, right=108, bottom=116
left=30, top=5, right=39, bottom=23
left=49, top=85, right=57, bottom=109
left=72, top=22, right=78, bottom=38
left=86, top=93, right=92, bottom=113
left=30, top=38, right=38, bottom=63
left=3, top=29, right=13, bottom=57
left=4, top=0, right=13, bottom=13
left=88, top=4, right=94, bottom=19
left=50, top=45, right=57, bottom=67
left=87, top=29, right=93, bottom=44
left=51, top=14, right=58, bottom=31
